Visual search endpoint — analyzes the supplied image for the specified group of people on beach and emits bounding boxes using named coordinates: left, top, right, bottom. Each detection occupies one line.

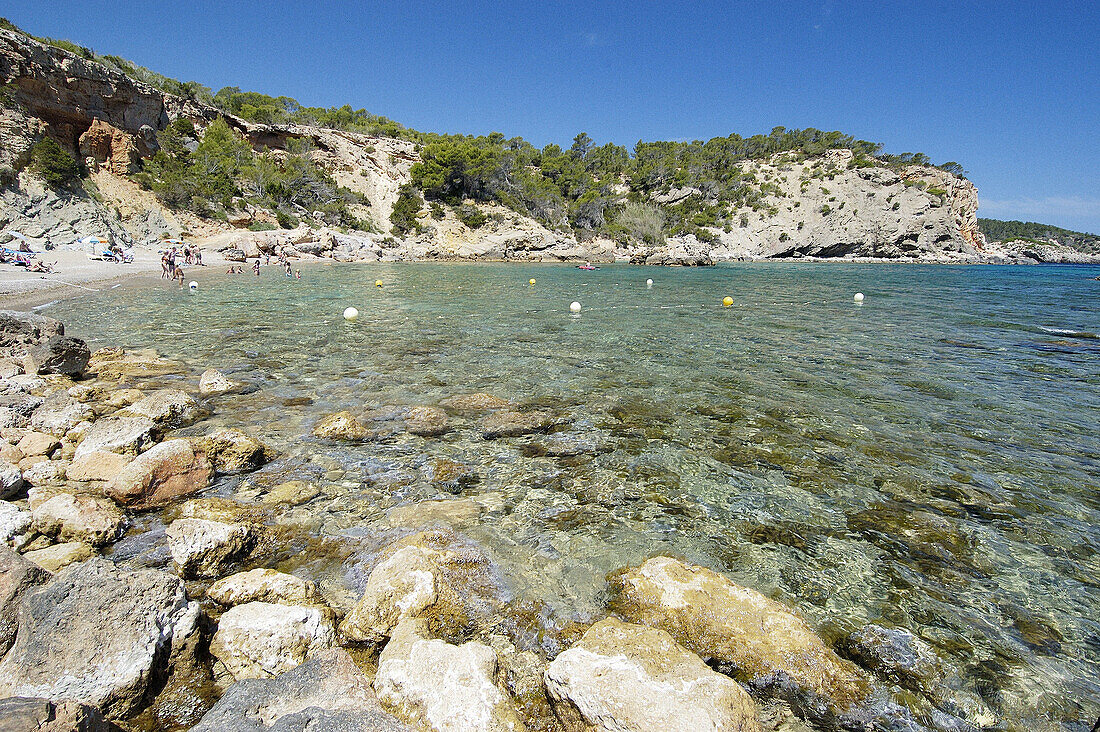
left=225, top=251, right=301, bottom=280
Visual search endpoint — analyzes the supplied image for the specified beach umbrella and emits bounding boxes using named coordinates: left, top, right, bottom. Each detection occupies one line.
left=1, top=231, right=32, bottom=251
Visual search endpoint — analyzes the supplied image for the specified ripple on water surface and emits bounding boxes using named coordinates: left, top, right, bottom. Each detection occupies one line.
left=45, top=261, right=1100, bottom=726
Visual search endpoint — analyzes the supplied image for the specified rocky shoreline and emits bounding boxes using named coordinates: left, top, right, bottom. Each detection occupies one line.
left=0, top=310, right=1003, bottom=732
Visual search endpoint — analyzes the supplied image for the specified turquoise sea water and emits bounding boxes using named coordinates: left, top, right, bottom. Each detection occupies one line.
left=43, top=262, right=1100, bottom=728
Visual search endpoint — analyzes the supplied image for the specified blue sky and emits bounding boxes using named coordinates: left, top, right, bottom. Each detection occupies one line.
left=6, top=1, right=1099, bottom=232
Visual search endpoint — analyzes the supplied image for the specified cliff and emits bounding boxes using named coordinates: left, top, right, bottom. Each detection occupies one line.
left=1, top=27, right=1092, bottom=265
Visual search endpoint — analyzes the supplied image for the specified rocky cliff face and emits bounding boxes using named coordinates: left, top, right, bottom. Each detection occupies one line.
left=1, top=27, right=1092, bottom=265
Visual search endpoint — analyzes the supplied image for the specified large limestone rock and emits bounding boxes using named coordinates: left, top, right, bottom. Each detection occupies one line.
left=613, top=557, right=869, bottom=716
left=0, top=500, right=32, bottom=547
left=198, top=369, right=238, bottom=395
left=209, top=601, right=336, bottom=681
left=15, top=431, right=58, bottom=458
left=29, top=394, right=93, bottom=436
left=195, top=428, right=271, bottom=474
left=105, top=438, right=213, bottom=509
left=65, top=450, right=131, bottom=482
left=0, top=558, right=200, bottom=718
left=30, top=493, right=126, bottom=547
left=72, top=416, right=157, bottom=459
left=374, top=618, right=526, bottom=732
left=545, top=617, right=760, bottom=732
left=0, top=696, right=124, bottom=732
left=23, top=337, right=91, bottom=378
left=480, top=411, right=555, bottom=439
left=207, top=568, right=323, bottom=608
left=165, top=517, right=253, bottom=579
left=311, top=411, right=367, bottom=441
left=22, top=542, right=93, bottom=572
left=118, top=389, right=203, bottom=428
left=340, top=545, right=443, bottom=645
left=405, top=406, right=449, bottom=436
left=0, top=545, right=51, bottom=656
left=189, top=649, right=409, bottom=732
left=78, top=118, right=140, bottom=175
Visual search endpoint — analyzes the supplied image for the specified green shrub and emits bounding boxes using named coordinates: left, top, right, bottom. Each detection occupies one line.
left=248, top=221, right=276, bottom=231
left=29, top=137, right=82, bottom=188
left=390, top=183, right=423, bottom=234
left=455, top=204, right=487, bottom=229
left=779, top=232, right=790, bottom=242
left=275, top=210, right=298, bottom=229
left=926, top=187, right=946, bottom=197
left=429, top=201, right=444, bottom=219
left=820, top=204, right=832, bottom=215
left=611, top=201, right=664, bottom=245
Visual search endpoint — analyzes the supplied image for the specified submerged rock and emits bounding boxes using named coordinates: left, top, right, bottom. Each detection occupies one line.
left=106, top=439, right=213, bottom=509
left=405, top=406, right=449, bottom=436
left=207, top=568, right=323, bottom=608
left=0, top=558, right=200, bottom=718
left=545, top=617, right=761, bottom=732
left=374, top=618, right=526, bottom=732
left=262, top=480, right=320, bottom=506
left=30, top=492, right=126, bottom=547
left=426, top=458, right=478, bottom=494
left=190, top=648, right=409, bottom=732
left=87, top=348, right=183, bottom=380
left=165, top=518, right=254, bottom=579
left=480, top=411, right=555, bottom=439
left=209, top=601, right=336, bottom=681
left=612, top=556, right=870, bottom=717
left=840, top=624, right=943, bottom=694
left=312, top=411, right=368, bottom=441
left=439, top=393, right=513, bottom=413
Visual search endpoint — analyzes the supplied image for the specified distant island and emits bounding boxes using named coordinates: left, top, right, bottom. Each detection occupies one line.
left=1, top=18, right=1096, bottom=266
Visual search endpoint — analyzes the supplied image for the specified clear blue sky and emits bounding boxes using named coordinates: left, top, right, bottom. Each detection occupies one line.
left=6, top=1, right=1099, bottom=232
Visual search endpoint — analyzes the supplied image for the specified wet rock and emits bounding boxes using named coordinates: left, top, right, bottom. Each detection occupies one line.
left=189, top=648, right=409, bottom=732
left=386, top=498, right=482, bottom=529
left=30, top=493, right=126, bottom=547
left=262, top=480, right=320, bottom=506
left=118, top=389, right=203, bottom=429
left=540, top=432, right=608, bottom=458
left=0, top=501, right=32, bottom=547
left=405, top=406, right=449, bottom=436
left=207, top=568, right=324, bottom=608
left=612, top=556, right=870, bottom=717
left=340, top=545, right=444, bottom=645
left=0, top=558, right=200, bottom=718
left=374, top=618, right=525, bottom=732
left=29, top=395, right=93, bottom=436
left=179, top=496, right=267, bottom=525
left=0, top=460, right=23, bottom=499
left=196, top=428, right=272, bottom=474
left=209, top=601, right=336, bottom=681
left=198, top=369, right=238, bottom=395
left=545, top=617, right=761, bottom=732
left=426, top=458, right=478, bottom=494
left=839, top=624, right=943, bottom=694
left=440, top=393, right=513, bottom=413
left=72, top=416, right=157, bottom=459
left=481, top=411, right=555, bottom=439
left=106, top=438, right=213, bottom=509
left=311, top=411, right=367, bottom=441
left=65, top=450, right=131, bottom=482
left=87, top=348, right=183, bottom=380
left=24, top=336, right=91, bottom=377
left=15, top=432, right=57, bottom=458
left=165, top=517, right=253, bottom=579
left=22, top=542, right=93, bottom=572
left=0, top=546, right=51, bottom=656
left=0, top=696, right=124, bottom=732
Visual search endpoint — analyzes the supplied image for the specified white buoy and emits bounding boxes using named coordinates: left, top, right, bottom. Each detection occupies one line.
left=569, top=301, right=582, bottom=313
left=646, top=278, right=653, bottom=287
left=854, top=292, right=865, bottom=303
left=188, top=281, right=197, bottom=290
left=343, top=307, right=359, bottom=321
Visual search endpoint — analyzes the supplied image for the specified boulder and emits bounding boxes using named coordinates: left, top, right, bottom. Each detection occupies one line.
left=0, top=696, right=123, bottom=732
left=0, top=546, right=51, bottom=656
left=0, top=501, right=32, bottom=547
left=439, top=393, right=512, bottom=413
left=0, top=312, right=64, bottom=350
left=118, top=389, right=203, bottom=428
left=65, top=451, right=131, bottom=482
left=198, top=369, right=237, bottom=395
left=24, top=337, right=91, bottom=377
left=405, top=406, right=448, bottom=436
left=261, top=480, right=320, bottom=506
left=189, top=649, right=409, bottom=732
left=0, top=460, right=23, bottom=499
left=30, top=493, right=126, bottom=547
left=18, top=460, right=63, bottom=487
left=105, top=439, right=213, bottom=509
left=15, top=432, right=58, bottom=458
left=839, top=624, right=943, bottom=694
left=0, top=558, right=200, bottom=718
left=22, top=542, right=93, bottom=572
left=480, top=411, right=555, bottom=439
left=374, top=618, right=525, bottom=732
left=613, top=557, right=870, bottom=716
left=165, top=518, right=253, bottom=579
left=207, top=569, right=323, bottom=608
left=72, top=416, right=157, bottom=459
left=427, top=458, right=478, bottom=494
left=86, top=348, right=183, bottom=380
left=29, top=395, right=93, bottom=436
left=311, top=411, right=367, bottom=441
left=196, top=428, right=271, bottom=474
left=209, top=601, right=336, bottom=681
left=0, top=393, right=44, bottom=419
left=340, top=546, right=442, bottom=645
left=544, top=617, right=760, bottom=732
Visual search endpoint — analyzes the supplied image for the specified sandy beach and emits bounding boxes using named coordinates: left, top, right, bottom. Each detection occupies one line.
left=0, top=247, right=226, bottom=310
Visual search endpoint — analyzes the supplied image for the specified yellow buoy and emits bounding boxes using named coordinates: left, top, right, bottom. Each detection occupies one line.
left=529, top=279, right=536, bottom=285
left=722, top=296, right=733, bottom=307
left=375, top=280, right=383, bottom=288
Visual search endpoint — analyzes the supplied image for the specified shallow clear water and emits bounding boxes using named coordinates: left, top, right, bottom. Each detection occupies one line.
left=44, top=262, right=1100, bottom=727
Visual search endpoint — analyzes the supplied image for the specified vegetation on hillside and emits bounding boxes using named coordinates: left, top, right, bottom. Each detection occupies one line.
left=28, top=137, right=82, bottom=189
left=978, top=218, right=1099, bottom=254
